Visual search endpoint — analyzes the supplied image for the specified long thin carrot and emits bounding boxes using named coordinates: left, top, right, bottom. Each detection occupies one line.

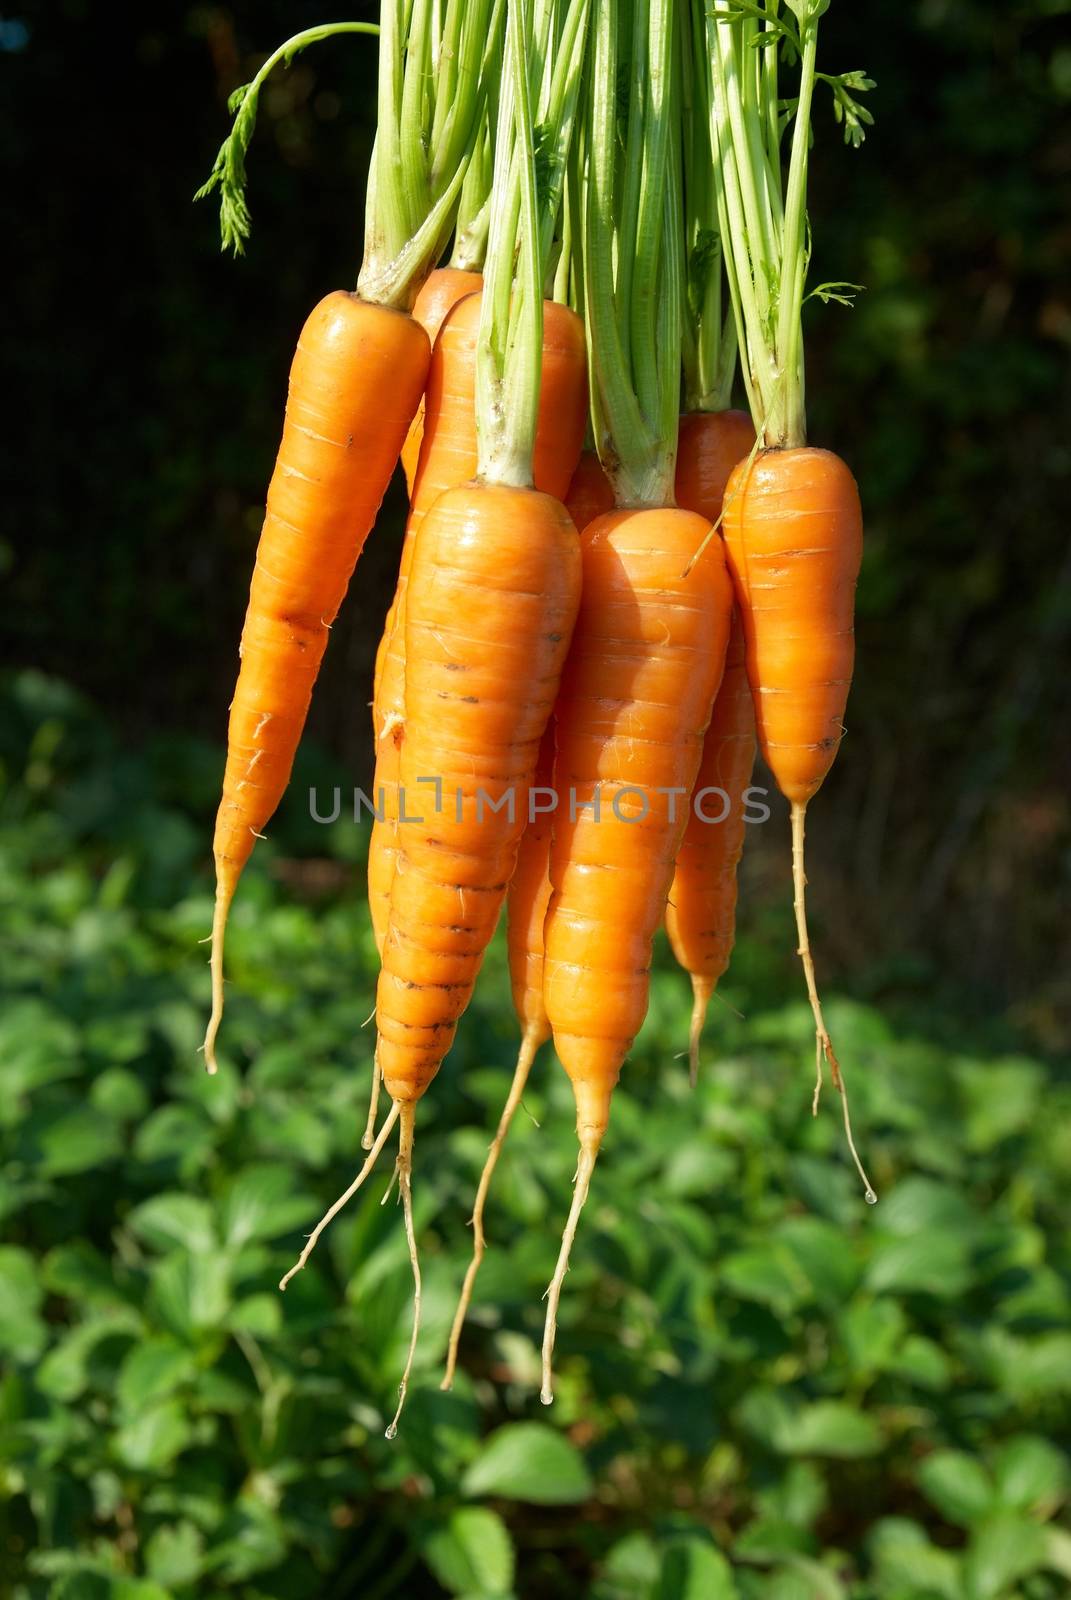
left=665, top=610, right=756, bottom=1083
left=669, top=409, right=755, bottom=1079
left=202, top=0, right=497, bottom=1073
left=541, top=510, right=732, bottom=1395
left=205, top=296, right=430, bottom=1075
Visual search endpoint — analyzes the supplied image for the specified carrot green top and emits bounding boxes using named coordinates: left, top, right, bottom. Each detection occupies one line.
left=198, top=2, right=500, bottom=311
left=583, top=0, right=682, bottom=509
left=196, top=22, right=380, bottom=257
left=681, top=0, right=737, bottom=416
left=357, top=0, right=501, bottom=309
left=708, top=0, right=873, bottom=449
left=475, top=0, right=592, bottom=487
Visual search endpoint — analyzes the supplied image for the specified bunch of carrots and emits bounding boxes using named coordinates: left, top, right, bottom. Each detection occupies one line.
left=198, top=0, right=876, bottom=1431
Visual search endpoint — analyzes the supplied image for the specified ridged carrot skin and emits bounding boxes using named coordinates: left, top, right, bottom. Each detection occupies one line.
left=665, top=612, right=756, bottom=1072
left=375, top=484, right=581, bottom=1105
left=205, top=292, right=430, bottom=1071
left=543, top=509, right=734, bottom=1146
left=564, top=449, right=614, bottom=533
left=367, top=294, right=588, bottom=951
left=675, top=409, right=754, bottom=523
left=399, top=267, right=484, bottom=496
left=721, top=447, right=862, bottom=806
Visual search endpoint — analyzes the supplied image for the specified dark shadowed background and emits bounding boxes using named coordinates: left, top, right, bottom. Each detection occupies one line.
left=2, top=4, right=1070, bottom=1598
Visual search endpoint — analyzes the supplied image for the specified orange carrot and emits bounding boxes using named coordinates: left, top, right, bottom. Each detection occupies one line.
left=441, top=724, right=556, bottom=1387
left=722, top=446, right=875, bottom=1200
left=367, top=291, right=587, bottom=955
left=540, top=508, right=733, bottom=1398
left=564, top=448, right=614, bottom=532
left=665, top=611, right=755, bottom=1082
left=375, top=485, right=580, bottom=1105
left=669, top=407, right=754, bottom=1080
left=399, top=267, right=484, bottom=495
left=204, top=293, right=429, bottom=1073
left=675, top=409, right=753, bottom=524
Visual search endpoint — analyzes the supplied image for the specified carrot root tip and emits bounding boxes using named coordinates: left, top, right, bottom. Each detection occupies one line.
left=540, top=1137, right=600, bottom=1408
left=442, top=1027, right=542, bottom=1392
left=386, top=1102, right=421, bottom=1439
left=278, top=1101, right=400, bottom=1291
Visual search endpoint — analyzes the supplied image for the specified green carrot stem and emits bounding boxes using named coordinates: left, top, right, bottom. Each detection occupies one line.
left=195, top=21, right=380, bottom=257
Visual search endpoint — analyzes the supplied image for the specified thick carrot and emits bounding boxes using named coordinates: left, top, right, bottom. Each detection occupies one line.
left=399, top=267, right=484, bottom=495
left=441, top=725, right=556, bottom=1388
left=204, top=293, right=429, bottom=1073
left=665, top=611, right=755, bottom=1082
left=367, top=291, right=587, bottom=954
left=541, top=508, right=733, bottom=1398
left=376, top=483, right=580, bottom=1106
left=564, top=448, right=614, bottom=532
left=722, top=446, right=875, bottom=1200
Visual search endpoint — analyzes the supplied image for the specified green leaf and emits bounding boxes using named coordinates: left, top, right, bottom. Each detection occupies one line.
left=150, top=1251, right=231, bottom=1341
left=779, top=1402, right=883, bottom=1459
left=917, top=1451, right=996, bottom=1528
left=596, top=1532, right=660, bottom=1599
left=720, top=1247, right=805, bottom=1315
left=0, top=1245, right=46, bottom=1360
left=423, top=1508, right=515, bottom=1595
left=776, top=1217, right=862, bottom=1303
left=116, top=1338, right=197, bottom=1413
left=38, top=1107, right=123, bottom=1176
left=203, top=1498, right=287, bottom=1582
left=876, top=1178, right=974, bottom=1236
left=129, top=1194, right=216, bottom=1255
left=866, top=1232, right=972, bottom=1298
left=113, top=1399, right=192, bottom=1471
left=964, top=1512, right=1047, bottom=1600
left=89, top=1067, right=149, bottom=1122
left=655, top=1539, right=737, bottom=1600
left=840, top=1297, right=906, bottom=1374
left=991, top=1434, right=1068, bottom=1516
left=145, top=1520, right=205, bottom=1588
left=37, top=1313, right=140, bottom=1401
left=869, top=1519, right=962, bottom=1600
left=219, top=1164, right=313, bottom=1247
left=461, top=1423, right=593, bottom=1505
left=957, top=1058, right=1042, bottom=1152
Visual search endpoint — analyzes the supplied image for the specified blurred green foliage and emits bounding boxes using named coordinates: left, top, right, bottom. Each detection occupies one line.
left=2, top=672, right=1069, bottom=1597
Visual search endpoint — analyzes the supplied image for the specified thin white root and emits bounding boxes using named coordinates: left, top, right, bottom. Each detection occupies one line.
left=442, top=1027, right=542, bottom=1391
left=688, top=977, right=713, bottom=1090
left=790, top=803, right=876, bottom=1204
left=362, top=1047, right=382, bottom=1151
left=202, top=883, right=233, bottom=1076
left=278, top=1101, right=400, bottom=1291
left=386, top=1102, right=421, bottom=1439
left=540, top=1139, right=600, bottom=1406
